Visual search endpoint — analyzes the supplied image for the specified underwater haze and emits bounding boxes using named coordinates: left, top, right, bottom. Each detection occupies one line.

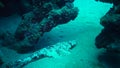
left=1, top=0, right=118, bottom=68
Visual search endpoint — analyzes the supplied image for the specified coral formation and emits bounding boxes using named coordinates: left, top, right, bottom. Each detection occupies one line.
left=0, top=0, right=78, bottom=53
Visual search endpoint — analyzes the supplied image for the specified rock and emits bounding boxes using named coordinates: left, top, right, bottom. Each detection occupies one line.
left=95, top=0, right=120, bottom=68
left=0, top=0, right=79, bottom=53
left=95, top=5, right=120, bottom=51
left=6, top=40, right=77, bottom=68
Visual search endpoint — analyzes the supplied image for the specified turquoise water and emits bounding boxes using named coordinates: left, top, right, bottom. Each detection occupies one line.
left=0, top=0, right=112, bottom=68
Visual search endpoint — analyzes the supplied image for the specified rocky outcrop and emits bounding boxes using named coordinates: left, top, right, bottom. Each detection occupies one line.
left=6, top=40, right=76, bottom=68
left=95, top=0, right=120, bottom=68
left=0, top=0, right=78, bottom=53
left=96, top=0, right=120, bottom=53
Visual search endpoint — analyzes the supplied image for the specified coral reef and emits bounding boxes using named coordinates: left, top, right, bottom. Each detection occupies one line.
left=6, top=40, right=76, bottom=68
left=95, top=0, right=120, bottom=68
left=0, top=0, right=78, bottom=53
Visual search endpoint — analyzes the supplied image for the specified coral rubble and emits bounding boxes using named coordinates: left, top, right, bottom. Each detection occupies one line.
left=6, top=40, right=76, bottom=68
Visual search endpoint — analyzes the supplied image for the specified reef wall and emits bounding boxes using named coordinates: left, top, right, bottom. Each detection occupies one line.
left=95, top=0, right=120, bottom=68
